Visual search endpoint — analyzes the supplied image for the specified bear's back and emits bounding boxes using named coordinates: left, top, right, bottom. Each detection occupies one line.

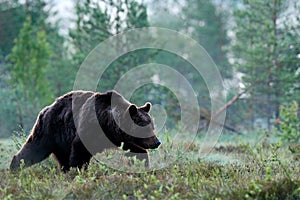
left=36, top=91, right=94, bottom=135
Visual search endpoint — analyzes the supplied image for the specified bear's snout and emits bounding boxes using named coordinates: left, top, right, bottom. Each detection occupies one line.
left=10, top=155, right=18, bottom=171
left=154, top=139, right=161, bottom=148
left=148, top=138, right=161, bottom=149
left=136, top=136, right=161, bottom=150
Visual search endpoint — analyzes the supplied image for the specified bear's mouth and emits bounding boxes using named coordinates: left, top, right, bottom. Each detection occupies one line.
left=128, top=143, right=147, bottom=151
left=132, top=141, right=160, bottom=150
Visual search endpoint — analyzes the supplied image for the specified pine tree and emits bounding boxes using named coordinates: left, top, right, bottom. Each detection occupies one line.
left=233, top=0, right=299, bottom=131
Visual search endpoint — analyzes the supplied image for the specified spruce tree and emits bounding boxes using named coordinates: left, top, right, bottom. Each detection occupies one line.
left=7, top=16, right=52, bottom=129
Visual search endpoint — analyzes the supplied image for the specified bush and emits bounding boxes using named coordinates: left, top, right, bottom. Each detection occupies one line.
left=277, top=102, right=300, bottom=144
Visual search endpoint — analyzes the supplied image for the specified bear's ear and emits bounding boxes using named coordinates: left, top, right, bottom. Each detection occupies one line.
left=129, top=104, right=138, bottom=116
left=140, top=102, right=151, bottom=113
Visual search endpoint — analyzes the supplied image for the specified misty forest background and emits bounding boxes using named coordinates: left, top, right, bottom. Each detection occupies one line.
left=0, top=0, right=299, bottom=138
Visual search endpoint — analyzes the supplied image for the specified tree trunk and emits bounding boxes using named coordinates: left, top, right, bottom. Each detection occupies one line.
left=250, top=98, right=255, bottom=130
left=266, top=92, right=271, bottom=133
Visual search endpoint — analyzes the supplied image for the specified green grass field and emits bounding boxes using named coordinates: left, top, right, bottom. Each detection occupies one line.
left=0, top=132, right=299, bottom=200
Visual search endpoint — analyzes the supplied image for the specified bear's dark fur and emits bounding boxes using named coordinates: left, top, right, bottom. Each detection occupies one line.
left=10, top=90, right=160, bottom=171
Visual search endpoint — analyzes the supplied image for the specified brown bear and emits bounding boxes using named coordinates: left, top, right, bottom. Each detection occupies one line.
left=10, top=90, right=160, bottom=171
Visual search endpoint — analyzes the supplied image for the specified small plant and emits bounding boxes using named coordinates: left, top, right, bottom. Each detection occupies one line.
left=277, top=102, right=300, bottom=143
left=11, top=127, right=27, bottom=150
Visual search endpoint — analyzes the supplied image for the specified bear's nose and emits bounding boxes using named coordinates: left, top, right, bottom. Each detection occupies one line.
left=155, top=140, right=161, bottom=147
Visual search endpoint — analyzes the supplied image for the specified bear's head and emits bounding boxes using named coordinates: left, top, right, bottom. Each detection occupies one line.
left=120, top=102, right=161, bottom=150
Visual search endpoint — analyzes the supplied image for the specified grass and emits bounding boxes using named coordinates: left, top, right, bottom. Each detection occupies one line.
left=0, top=131, right=299, bottom=200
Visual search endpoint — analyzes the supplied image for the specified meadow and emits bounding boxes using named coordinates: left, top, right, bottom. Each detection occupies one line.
left=0, top=131, right=299, bottom=200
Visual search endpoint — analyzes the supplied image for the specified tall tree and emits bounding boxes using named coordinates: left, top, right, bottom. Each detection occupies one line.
left=0, top=0, right=25, bottom=57
left=7, top=16, right=52, bottom=129
left=69, top=0, right=150, bottom=91
left=149, top=0, right=232, bottom=77
left=69, top=0, right=112, bottom=66
left=0, top=0, right=52, bottom=57
left=69, top=0, right=181, bottom=127
left=125, top=0, right=149, bottom=29
left=0, top=0, right=72, bottom=135
left=25, top=0, right=73, bottom=96
left=233, top=0, right=299, bottom=131
left=0, top=0, right=71, bottom=95
left=182, top=0, right=232, bottom=78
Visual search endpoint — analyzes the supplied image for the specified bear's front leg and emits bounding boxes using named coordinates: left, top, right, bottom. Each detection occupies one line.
left=123, top=143, right=149, bottom=167
left=69, top=137, right=92, bottom=170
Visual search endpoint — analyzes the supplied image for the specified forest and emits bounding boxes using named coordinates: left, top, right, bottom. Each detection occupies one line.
left=0, top=0, right=299, bottom=199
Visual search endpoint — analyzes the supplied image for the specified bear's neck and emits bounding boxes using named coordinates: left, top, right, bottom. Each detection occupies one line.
left=98, top=106, right=126, bottom=147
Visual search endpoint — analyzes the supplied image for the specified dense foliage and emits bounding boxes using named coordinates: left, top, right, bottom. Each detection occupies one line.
left=0, top=0, right=298, bottom=136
